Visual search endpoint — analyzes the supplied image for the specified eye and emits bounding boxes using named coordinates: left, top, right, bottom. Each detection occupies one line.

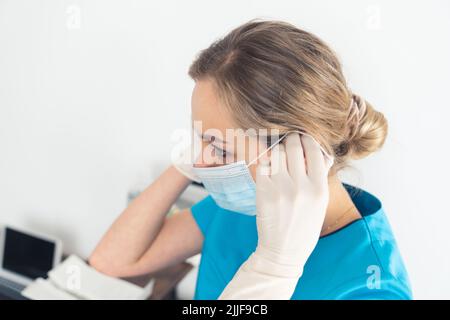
left=213, top=145, right=229, bottom=158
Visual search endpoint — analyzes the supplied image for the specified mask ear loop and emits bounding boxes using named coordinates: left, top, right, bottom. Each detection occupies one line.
left=246, top=133, right=288, bottom=167
left=246, top=130, right=334, bottom=168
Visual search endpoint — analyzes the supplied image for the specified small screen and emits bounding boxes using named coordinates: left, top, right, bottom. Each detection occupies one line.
left=2, top=227, right=55, bottom=279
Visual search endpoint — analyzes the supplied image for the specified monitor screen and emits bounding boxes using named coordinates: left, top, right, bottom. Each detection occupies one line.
left=2, top=227, right=55, bottom=279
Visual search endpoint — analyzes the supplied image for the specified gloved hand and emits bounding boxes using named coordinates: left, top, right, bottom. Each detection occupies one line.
left=172, top=144, right=202, bottom=183
left=219, top=133, right=333, bottom=299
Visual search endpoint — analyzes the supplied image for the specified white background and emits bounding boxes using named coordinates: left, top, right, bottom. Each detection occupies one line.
left=0, top=0, right=449, bottom=299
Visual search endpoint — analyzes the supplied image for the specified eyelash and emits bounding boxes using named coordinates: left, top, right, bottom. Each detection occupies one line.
left=213, top=146, right=229, bottom=158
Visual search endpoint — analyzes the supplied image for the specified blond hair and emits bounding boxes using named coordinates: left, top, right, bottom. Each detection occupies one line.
left=188, top=19, right=387, bottom=171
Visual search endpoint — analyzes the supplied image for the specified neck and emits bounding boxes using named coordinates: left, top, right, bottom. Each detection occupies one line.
left=320, top=176, right=361, bottom=237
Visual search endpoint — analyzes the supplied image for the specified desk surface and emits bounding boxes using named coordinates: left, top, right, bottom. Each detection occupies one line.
left=0, top=261, right=193, bottom=300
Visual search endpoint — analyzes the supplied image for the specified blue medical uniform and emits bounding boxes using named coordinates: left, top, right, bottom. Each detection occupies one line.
left=190, top=184, right=412, bottom=299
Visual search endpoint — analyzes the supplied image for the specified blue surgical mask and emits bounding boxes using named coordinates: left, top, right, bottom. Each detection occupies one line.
left=192, top=159, right=258, bottom=215
left=192, top=131, right=333, bottom=216
left=191, top=133, right=286, bottom=216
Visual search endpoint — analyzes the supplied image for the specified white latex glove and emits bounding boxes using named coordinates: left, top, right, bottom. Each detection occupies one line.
left=172, top=144, right=201, bottom=183
left=219, top=133, right=333, bottom=299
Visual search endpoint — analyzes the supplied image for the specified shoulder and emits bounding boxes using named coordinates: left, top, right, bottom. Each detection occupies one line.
left=324, top=184, right=413, bottom=299
left=330, top=272, right=413, bottom=299
left=345, top=184, right=410, bottom=279
left=317, top=214, right=413, bottom=299
left=191, top=195, right=218, bottom=214
left=190, top=195, right=221, bottom=236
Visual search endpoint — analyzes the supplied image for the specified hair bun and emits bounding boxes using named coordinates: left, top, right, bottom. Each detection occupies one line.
left=343, top=94, right=388, bottom=160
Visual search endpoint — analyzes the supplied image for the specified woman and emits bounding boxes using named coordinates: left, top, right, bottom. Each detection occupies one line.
left=89, top=19, right=412, bottom=299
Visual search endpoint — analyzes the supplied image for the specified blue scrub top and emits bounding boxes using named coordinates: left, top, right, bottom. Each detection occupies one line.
left=190, top=184, right=412, bottom=299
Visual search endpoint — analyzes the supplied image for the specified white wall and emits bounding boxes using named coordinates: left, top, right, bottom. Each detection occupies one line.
left=0, top=0, right=449, bottom=299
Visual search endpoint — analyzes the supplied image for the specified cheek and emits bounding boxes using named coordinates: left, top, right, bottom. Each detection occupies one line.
left=249, top=164, right=257, bottom=182
left=247, top=149, right=272, bottom=182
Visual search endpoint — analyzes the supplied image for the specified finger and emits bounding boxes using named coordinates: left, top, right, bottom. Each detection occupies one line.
left=301, top=135, right=327, bottom=183
left=284, top=133, right=306, bottom=180
left=270, top=143, right=287, bottom=177
left=324, top=153, right=334, bottom=172
left=256, top=158, right=272, bottom=193
left=257, top=156, right=271, bottom=177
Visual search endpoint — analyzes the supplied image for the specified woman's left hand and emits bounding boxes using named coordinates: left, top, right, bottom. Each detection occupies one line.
left=219, top=133, right=333, bottom=299
left=251, top=133, right=332, bottom=278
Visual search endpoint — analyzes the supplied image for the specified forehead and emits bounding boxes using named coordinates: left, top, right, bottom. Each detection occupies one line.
left=191, top=79, right=237, bottom=140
